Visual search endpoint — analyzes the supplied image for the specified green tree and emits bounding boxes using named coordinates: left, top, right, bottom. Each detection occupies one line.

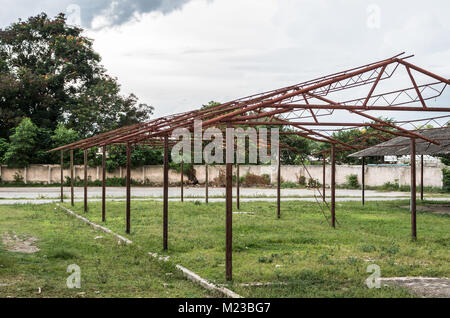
left=50, top=123, right=82, bottom=165
left=104, top=144, right=163, bottom=172
left=0, top=138, right=8, bottom=164
left=4, top=118, right=39, bottom=167
left=201, top=101, right=221, bottom=109
left=313, top=118, right=395, bottom=164
left=279, top=129, right=312, bottom=164
left=0, top=13, right=153, bottom=139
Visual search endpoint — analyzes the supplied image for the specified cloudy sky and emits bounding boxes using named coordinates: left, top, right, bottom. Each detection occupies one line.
left=2, top=0, right=450, bottom=120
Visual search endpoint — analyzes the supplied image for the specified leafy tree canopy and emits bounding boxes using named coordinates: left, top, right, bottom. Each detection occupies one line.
left=0, top=13, right=153, bottom=139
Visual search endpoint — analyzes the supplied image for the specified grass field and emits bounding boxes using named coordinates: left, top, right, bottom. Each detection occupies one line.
left=0, top=203, right=215, bottom=298
left=62, top=199, right=449, bottom=297
left=1, top=199, right=449, bottom=298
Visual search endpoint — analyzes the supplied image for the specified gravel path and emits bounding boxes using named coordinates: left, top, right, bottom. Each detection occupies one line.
left=380, top=277, right=450, bottom=298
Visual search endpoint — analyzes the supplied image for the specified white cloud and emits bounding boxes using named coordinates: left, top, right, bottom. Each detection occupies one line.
left=3, top=0, right=450, bottom=125
left=83, top=0, right=450, bottom=122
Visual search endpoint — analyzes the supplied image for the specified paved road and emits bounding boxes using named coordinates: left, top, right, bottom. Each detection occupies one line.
left=0, top=186, right=417, bottom=199
left=0, top=186, right=448, bottom=205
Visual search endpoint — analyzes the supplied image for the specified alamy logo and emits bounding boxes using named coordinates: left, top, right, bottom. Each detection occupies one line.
left=171, top=120, right=280, bottom=165
left=365, top=264, right=381, bottom=289
left=66, top=264, right=81, bottom=289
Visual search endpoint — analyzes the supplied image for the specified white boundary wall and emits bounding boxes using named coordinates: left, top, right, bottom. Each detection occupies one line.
left=0, top=164, right=445, bottom=187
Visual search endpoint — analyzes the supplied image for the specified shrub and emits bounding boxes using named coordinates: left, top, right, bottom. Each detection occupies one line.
left=345, top=174, right=360, bottom=189
left=307, top=177, right=321, bottom=188
left=298, top=175, right=306, bottom=186
left=381, top=180, right=400, bottom=191
left=281, top=181, right=299, bottom=189
left=13, top=172, right=24, bottom=184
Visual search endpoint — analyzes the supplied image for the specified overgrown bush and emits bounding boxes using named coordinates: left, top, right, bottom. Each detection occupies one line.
left=281, top=181, right=299, bottom=189
left=345, top=174, right=360, bottom=189
left=380, top=180, right=400, bottom=191
left=307, top=177, right=321, bottom=188
left=63, top=176, right=142, bottom=187
left=298, top=175, right=306, bottom=186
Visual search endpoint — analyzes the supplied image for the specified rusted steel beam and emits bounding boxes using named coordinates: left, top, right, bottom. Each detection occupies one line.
left=322, top=154, right=326, bottom=202
left=307, top=92, right=441, bottom=145
left=126, top=142, right=131, bottom=234
left=84, top=149, right=88, bottom=213
left=102, top=145, right=106, bottom=222
left=70, top=150, right=74, bottom=207
left=352, top=109, right=440, bottom=145
left=303, top=93, right=319, bottom=123
left=362, top=157, right=365, bottom=206
left=222, top=107, right=294, bottom=122
left=398, top=59, right=450, bottom=86
left=255, top=116, right=357, bottom=149
left=181, top=159, right=184, bottom=202
left=277, top=147, right=281, bottom=219
left=49, top=55, right=450, bottom=153
left=331, top=144, right=336, bottom=228
left=410, top=138, right=417, bottom=240
left=229, top=121, right=386, bottom=127
left=226, top=149, right=233, bottom=281
left=163, top=134, right=169, bottom=250
left=276, top=104, right=450, bottom=112
left=420, top=155, right=424, bottom=201
left=363, top=65, right=387, bottom=107
left=129, top=57, right=402, bottom=143
left=205, top=163, right=209, bottom=204
left=236, top=164, right=240, bottom=210
left=201, top=58, right=398, bottom=129
left=406, top=66, right=427, bottom=108
left=60, top=150, right=64, bottom=202
left=51, top=122, right=144, bottom=151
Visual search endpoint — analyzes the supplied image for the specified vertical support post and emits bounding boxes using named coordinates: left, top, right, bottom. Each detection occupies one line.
left=70, top=150, right=74, bottom=206
left=205, top=163, right=209, bottom=204
left=102, top=145, right=106, bottom=222
left=277, top=147, right=281, bottom=219
left=331, top=144, right=336, bottom=228
left=60, top=150, right=64, bottom=202
left=411, top=138, right=417, bottom=240
left=420, top=155, right=424, bottom=201
left=126, top=142, right=131, bottom=234
left=362, top=156, right=365, bottom=206
left=322, top=154, right=326, bottom=202
left=163, top=134, right=169, bottom=250
left=180, top=159, right=184, bottom=202
left=84, top=149, right=88, bottom=213
left=226, top=152, right=233, bottom=281
left=236, top=164, right=240, bottom=210
left=225, top=124, right=233, bottom=281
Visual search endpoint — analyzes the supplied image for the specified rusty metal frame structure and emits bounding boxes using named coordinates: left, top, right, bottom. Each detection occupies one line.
left=51, top=53, right=450, bottom=281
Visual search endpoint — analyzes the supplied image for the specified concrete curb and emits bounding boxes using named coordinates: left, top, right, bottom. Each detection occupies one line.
left=175, top=265, right=242, bottom=298
left=56, top=204, right=132, bottom=244
left=56, top=204, right=242, bottom=298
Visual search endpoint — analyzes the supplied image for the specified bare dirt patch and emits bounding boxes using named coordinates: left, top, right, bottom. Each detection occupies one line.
left=400, top=204, right=450, bottom=215
left=380, top=277, right=450, bottom=298
left=2, top=232, right=40, bottom=253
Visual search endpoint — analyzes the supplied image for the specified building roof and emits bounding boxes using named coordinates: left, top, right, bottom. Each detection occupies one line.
left=348, top=127, right=450, bottom=157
